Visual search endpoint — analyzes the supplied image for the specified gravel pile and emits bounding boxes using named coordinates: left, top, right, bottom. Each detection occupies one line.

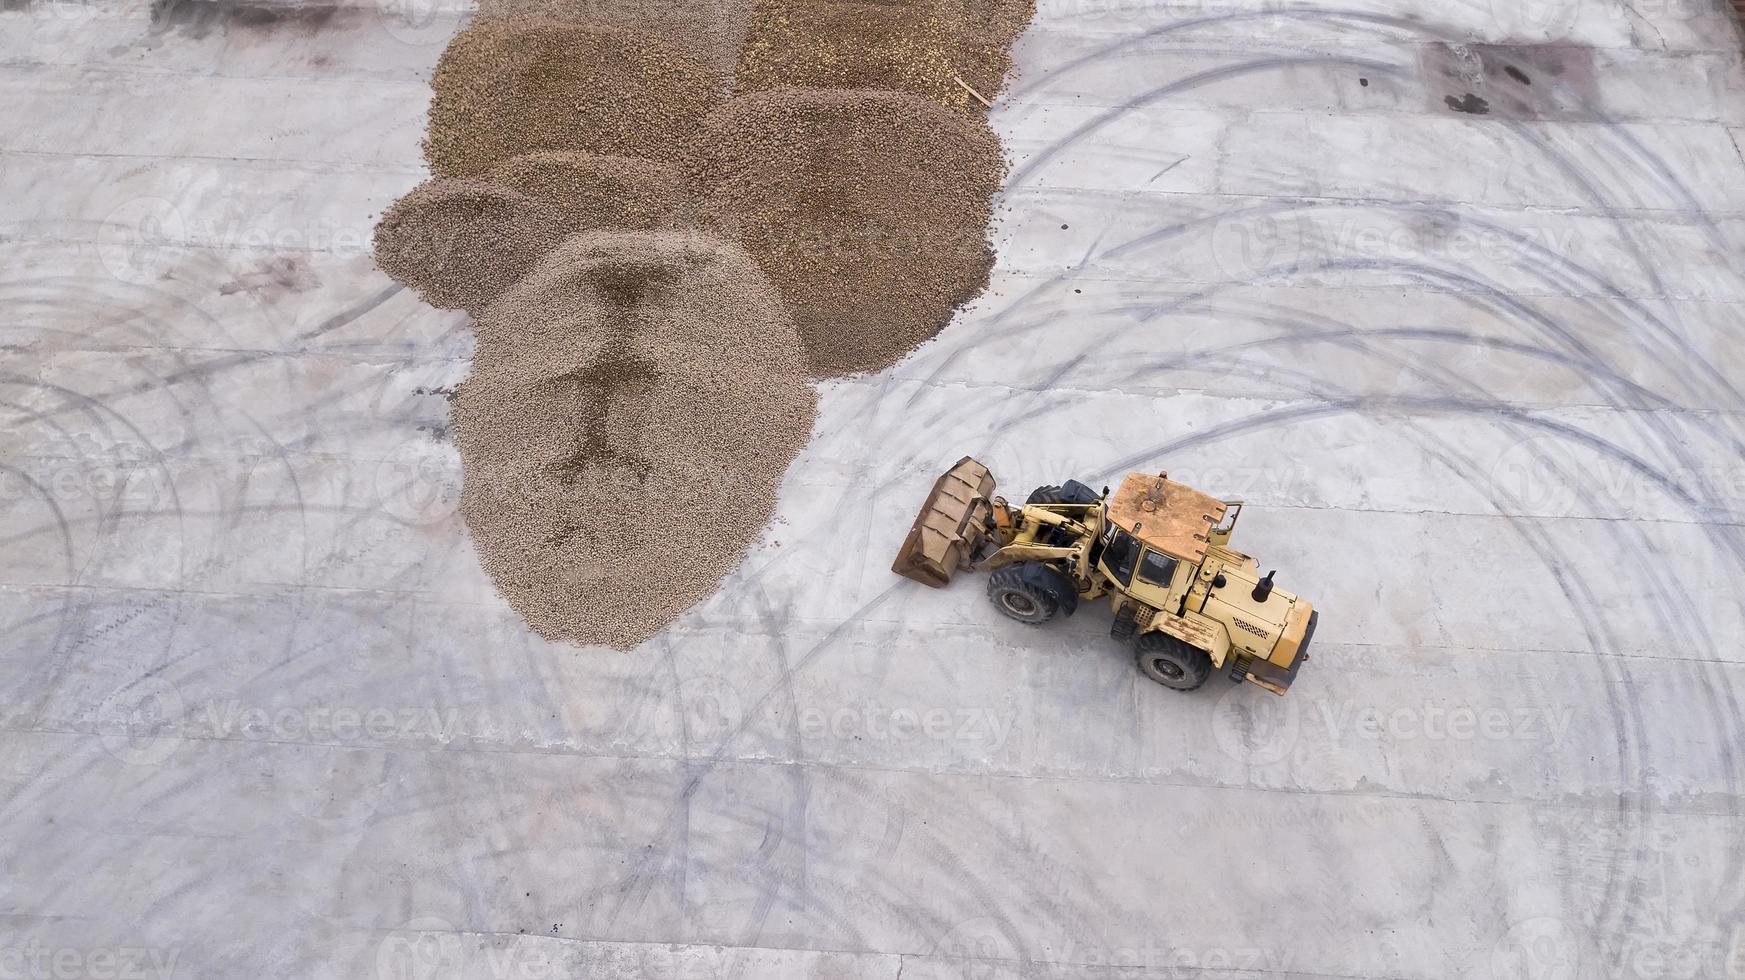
left=372, top=3, right=1033, bottom=648
left=485, top=152, right=691, bottom=233
left=474, top=0, right=754, bottom=73
left=372, top=178, right=564, bottom=316
left=735, top=0, right=1035, bottom=113
left=698, top=88, right=1004, bottom=376
left=454, top=232, right=816, bottom=649
left=952, top=0, right=1038, bottom=54
left=424, top=19, right=725, bottom=177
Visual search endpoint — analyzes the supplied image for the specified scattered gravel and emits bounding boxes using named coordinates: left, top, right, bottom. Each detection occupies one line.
left=698, top=88, right=1005, bottom=376
left=424, top=18, right=726, bottom=177
left=735, top=0, right=1036, bottom=113
left=372, top=178, right=563, bottom=316
left=454, top=231, right=816, bottom=650
left=485, top=152, right=691, bottom=233
left=473, top=0, right=754, bottom=74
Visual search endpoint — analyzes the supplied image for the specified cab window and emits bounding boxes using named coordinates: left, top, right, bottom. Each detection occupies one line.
left=1137, top=549, right=1178, bottom=588
left=1103, top=529, right=1139, bottom=585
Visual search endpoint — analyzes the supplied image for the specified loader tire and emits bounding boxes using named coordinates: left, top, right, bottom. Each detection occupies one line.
left=987, top=564, right=1063, bottom=626
left=1026, top=481, right=1100, bottom=506
left=1027, top=485, right=1067, bottom=505
left=1136, top=632, right=1212, bottom=691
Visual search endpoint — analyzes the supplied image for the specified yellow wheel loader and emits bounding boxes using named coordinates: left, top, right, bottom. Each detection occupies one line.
left=892, top=457, right=1317, bottom=695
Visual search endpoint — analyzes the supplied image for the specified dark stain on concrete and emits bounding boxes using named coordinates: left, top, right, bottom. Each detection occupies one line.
left=149, top=0, right=342, bottom=38
left=1445, top=93, right=1491, bottom=115
left=1421, top=42, right=1600, bottom=121
left=218, top=256, right=320, bottom=301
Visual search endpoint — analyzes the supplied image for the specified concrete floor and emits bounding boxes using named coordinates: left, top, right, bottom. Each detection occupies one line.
left=4, top=1, right=1745, bottom=978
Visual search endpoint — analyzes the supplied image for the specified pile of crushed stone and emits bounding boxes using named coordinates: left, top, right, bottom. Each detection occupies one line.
left=454, top=232, right=816, bottom=649
left=735, top=0, right=1036, bottom=113
left=473, top=0, right=754, bottom=73
left=372, top=178, right=563, bottom=316
left=485, top=152, right=691, bottom=233
left=698, top=88, right=1005, bottom=376
left=372, top=4, right=1034, bottom=648
left=424, top=19, right=725, bottom=177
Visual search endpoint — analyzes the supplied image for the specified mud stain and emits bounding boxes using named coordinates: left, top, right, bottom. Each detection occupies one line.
left=1421, top=42, right=1599, bottom=121
left=149, top=0, right=342, bottom=38
left=1445, top=93, right=1491, bottom=115
left=218, top=256, right=320, bottom=301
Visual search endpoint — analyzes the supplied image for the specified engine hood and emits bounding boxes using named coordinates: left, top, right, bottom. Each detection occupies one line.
left=1198, top=549, right=1309, bottom=665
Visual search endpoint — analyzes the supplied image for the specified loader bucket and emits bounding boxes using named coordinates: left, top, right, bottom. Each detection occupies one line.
left=892, top=456, right=997, bottom=588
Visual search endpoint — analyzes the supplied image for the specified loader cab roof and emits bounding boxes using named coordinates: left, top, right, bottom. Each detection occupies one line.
left=1106, top=472, right=1228, bottom=564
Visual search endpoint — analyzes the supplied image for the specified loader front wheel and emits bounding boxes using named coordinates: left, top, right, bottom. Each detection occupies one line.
left=1136, top=632, right=1212, bottom=691
left=987, top=565, right=1061, bottom=626
left=1027, top=485, right=1067, bottom=505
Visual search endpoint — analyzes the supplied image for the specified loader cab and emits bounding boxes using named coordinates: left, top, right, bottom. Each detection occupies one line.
left=1098, top=525, right=1192, bottom=610
left=1100, top=471, right=1229, bottom=610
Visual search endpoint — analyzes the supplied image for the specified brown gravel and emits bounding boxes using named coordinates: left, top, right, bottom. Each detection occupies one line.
left=697, top=88, right=1005, bottom=376
left=950, top=0, right=1037, bottom=53
left=375, top=0, right=1033, bottom=648
left=484, top=152, right=691, bottom=233
left=473, top=0, right=755, bottom=74
left=735, top=0, right=1036, bottom=113
left=424, top=18, right=726, bottom=178
left=372, top=178, right=564, bottom=316
left=454, top=231, right=817, bottom=649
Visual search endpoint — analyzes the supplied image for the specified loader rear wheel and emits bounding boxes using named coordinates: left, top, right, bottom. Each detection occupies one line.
left=1136, top=632, right=1212, bottom=691
left=1027, top=481, right=1100, bottom=506
left=987, top=565, right=1061, bottom=626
